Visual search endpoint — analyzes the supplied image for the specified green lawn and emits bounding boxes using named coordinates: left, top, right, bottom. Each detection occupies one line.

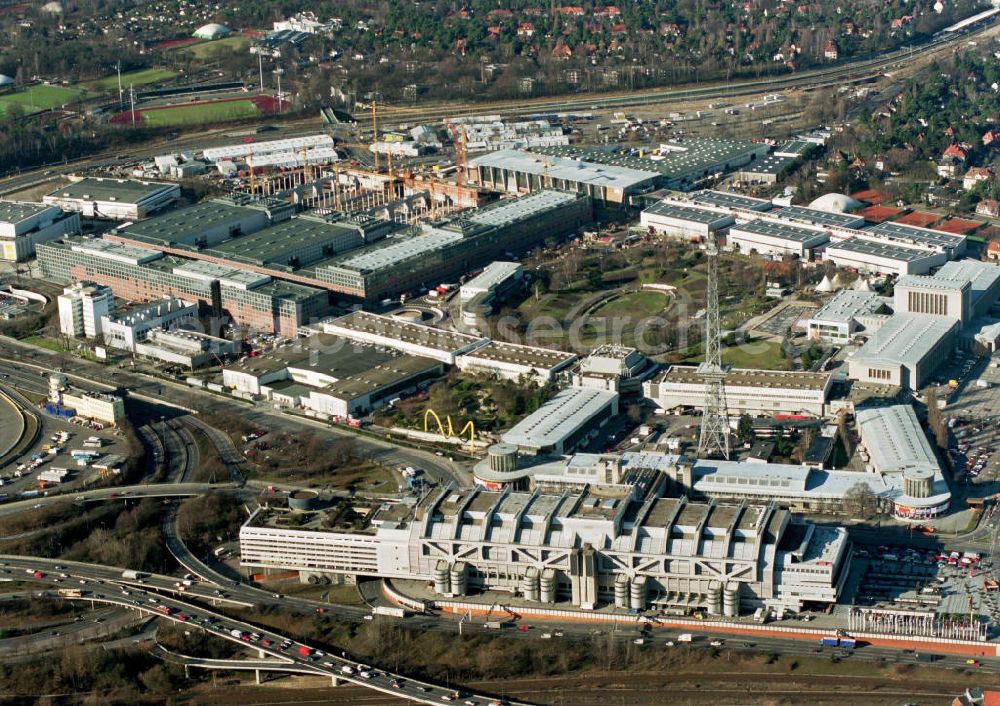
left=84, top=68, right=178, bottom=92
left=0, top=84, right=89, bottom=117
left=180, top=35, right=252, bottom=59
left=140, top=99, right=260, bottom=127
left=592, top=290, right=672, bottom=318
left=721, top=340, right=790, bottom=370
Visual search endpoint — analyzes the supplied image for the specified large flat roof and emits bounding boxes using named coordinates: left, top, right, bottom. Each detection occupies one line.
left=0, top=200, right=58, bottom=224
left=502, top=387, right=618, bottom=450
left=458, top=340, right=577, bottom=370
left=826, top=237, right=936, bottom=262
left=462, top=189, right=584, bottom=228
left=469, top=149, right=659, bottom=189
left=864, top=221, right=966, bottom=251
left=462, top=261, right=522, bottom=293
left=325, top=311, right=484, bottom=351
left=534, top=138, right=763, bottom=181
left=205, top=214, right=369, bottom=267
left=935, top=259, right=1000, bottom=306
left=851, top=313, right=958, bottom=367
left=45, top=177, right=176, bottom=204
left=325, top=225, right=464, bottom=274
left=732, top=219, right=830, bottom=244
left=687, top=190, right=772, bottom=211
left=659, top=365, right=830, bottom=391
left=856, top=405, right=939, bottom=476
left=644, top=201, right=733, bottom=224
left=810, top=290, right=887, bottom=324
left=118, top=197, right=284, bottom=246
left=229, top=334, right=440, bottom=396
left=775, top=205, right=865, bottom=229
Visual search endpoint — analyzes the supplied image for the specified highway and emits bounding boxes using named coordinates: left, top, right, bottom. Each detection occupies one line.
left=0, top=341, right=472, bottom=490
left=0, top=554, right=525, bottom=706
left=0, top=482, right=230, bottom=518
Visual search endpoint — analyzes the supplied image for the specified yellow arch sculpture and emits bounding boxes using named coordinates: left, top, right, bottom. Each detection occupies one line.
left=423, top=409, right=476, bottom=452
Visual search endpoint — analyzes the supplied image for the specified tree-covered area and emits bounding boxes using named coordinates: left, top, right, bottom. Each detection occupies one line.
left=830, top=50, right=1000, bottom=201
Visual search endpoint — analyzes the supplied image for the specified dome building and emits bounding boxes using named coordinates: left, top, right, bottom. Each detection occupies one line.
left=807, top=193, right=863, bottom=214
left=193, top=23, right=232, bottom=40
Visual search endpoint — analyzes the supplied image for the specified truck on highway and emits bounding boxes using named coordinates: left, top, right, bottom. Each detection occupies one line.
left=121, top=570, right=146, bottom=580
left=677, top=633, right=693, bottom=643
left=230, top=629, right=246, bottom=639
left=155, top=605, right=174, bottom=616
left=57, top=588, right=83, bottom=597
left=484, top=621, right=504, bottom=630
left=820, top=636, right=856, bottom=648
left=340, top=665, right=355, bottom=675
left=298, top=646, right=314, bottom=658
left=372, top=606, right=407, bottom=618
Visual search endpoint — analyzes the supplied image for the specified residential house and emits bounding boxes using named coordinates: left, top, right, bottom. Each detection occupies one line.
left=964, top=167, right=992, bottom=191
left=824, top=40, right=839, bottom=60
left=938, top=144, right=968, bottom=178
left=978, top=200, right=1000, bottom=219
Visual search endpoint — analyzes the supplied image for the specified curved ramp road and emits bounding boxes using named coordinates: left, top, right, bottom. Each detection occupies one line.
left=0, top=555, right=527, bottom=706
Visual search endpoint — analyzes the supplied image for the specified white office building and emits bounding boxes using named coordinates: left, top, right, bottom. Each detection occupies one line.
left=133, top=329, right=239, bottom=368
left=0, top=201, right=80, bottom=262
left=644, top=366, right=833, bottom=418
left=100, top=297, right=198, bottom=352
left=806, top=290, right=890, bottom=344
left=57, top=282, right=114, bottom=338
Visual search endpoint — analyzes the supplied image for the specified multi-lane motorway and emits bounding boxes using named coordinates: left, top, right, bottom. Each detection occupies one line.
left=0, top=554, right=521, bottom=706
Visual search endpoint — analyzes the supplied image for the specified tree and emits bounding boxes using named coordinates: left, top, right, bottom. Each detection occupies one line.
left=736, top=413, right=755, bottom=443
left=925, top=387, right=948, bottom=449
left=843, top=481, right=879, bottom=519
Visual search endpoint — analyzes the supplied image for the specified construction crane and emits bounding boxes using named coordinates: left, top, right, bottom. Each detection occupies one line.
left=246, top=148, right=258, bottom=197
left=299, top=144, right=312, bottom=184
left=445, top=120, right=468, bottom=187
left=696, top=232, right=731, bottom=459
left=371, top=100, right=380, bottom=173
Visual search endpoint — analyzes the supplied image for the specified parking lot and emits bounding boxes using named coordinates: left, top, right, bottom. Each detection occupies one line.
left=852, top=543, right=997, bottom=629
left=941, top=353, right=1000, bottom=486
left=0, top=418, right=127, bottom=501
left=750, top=302, right=816, bottom=338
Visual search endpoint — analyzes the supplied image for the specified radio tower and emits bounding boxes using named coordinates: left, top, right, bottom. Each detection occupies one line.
left=697, top=233, right=731, bottom=459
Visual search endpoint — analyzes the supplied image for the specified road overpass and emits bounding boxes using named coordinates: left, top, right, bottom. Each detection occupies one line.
left=0, top=554, right=526, bottom=705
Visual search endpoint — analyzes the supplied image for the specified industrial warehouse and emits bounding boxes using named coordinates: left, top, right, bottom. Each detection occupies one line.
left=240, top=481, right=852, bottom=614
left=0, top=201, right=81, bottom=262
left=100, top=189, right=591, bottom=303
left=36, top=238, right=329, bottom=335
left=41, top=177, right=180, bottom=220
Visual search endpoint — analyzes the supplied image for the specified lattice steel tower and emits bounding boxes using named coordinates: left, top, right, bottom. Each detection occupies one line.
left=697, top=234, right=731, bottom=459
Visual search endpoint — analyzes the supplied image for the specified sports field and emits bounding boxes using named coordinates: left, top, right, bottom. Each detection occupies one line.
left=138, top=99, right=262, bottom=126
left=182, top=35, right=252, bottom=59
left=85, top=68, right=178, bottom=92
left=0, top=84, right=88, bottom=117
